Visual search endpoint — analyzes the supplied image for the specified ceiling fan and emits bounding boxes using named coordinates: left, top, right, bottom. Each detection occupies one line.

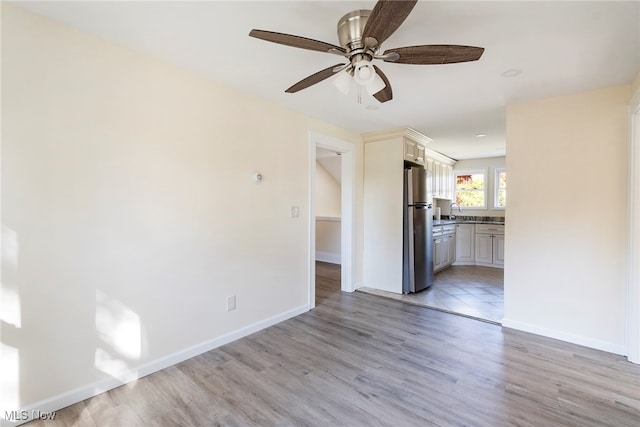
left=249, top=0, right=484, bottom=103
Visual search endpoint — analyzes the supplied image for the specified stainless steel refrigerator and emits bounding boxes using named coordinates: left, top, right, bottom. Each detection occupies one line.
left=403, top=165, right=434, bottom=293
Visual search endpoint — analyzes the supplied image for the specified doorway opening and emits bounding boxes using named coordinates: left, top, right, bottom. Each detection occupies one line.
left=309, top=132, right=356, bottom=309
left=627, top=87, right=640, bottom=363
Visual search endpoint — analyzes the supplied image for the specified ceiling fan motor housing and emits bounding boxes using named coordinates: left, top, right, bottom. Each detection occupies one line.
left=337, top=10, right=372, bottom=55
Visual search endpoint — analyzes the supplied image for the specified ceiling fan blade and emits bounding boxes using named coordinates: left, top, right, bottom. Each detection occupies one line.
left=362, top=0, right=418, bottom=47
left=285, top=64, right=346, bottom=93
left=249, top=29, right=346, bottom=55
left=372, top=65, right=392, bottom=103
left=382, top=45, right=485, bottom=64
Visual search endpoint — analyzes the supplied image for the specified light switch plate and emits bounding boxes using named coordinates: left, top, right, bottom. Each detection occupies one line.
left=290, top=206, right=300, bottom=218
left=226, top=295, right=236, bottom=311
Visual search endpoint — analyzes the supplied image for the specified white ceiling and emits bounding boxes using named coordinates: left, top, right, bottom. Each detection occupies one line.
left=13, top=1, right=640, bottom=160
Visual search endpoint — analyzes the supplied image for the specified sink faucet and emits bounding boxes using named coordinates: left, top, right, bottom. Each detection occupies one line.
left=449, top=203, right=462, bottom=220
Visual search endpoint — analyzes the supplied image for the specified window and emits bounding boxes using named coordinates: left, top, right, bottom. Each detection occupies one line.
left=454, top=169, right=486, bottom=209
left=494, top=168, right=507, bottom=209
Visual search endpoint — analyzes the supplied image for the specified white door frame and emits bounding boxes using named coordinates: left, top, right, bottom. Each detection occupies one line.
left=626, top=88, right=640, bottom=364
left=309, top=132, right=356, bottom=309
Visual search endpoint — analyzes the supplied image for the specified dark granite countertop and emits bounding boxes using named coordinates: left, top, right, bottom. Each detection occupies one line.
left=433, top=219, right=505, bottom=226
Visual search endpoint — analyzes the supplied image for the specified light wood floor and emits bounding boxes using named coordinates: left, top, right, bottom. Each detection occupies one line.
left=26, top=262, right=639, bottom=426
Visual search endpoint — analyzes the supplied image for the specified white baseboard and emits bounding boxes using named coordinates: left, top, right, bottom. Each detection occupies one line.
left=1, top=304, right=310, bottom=427
left=501, top=318, right=625, bottom=356
left=316, top=251, right=341, bottom=264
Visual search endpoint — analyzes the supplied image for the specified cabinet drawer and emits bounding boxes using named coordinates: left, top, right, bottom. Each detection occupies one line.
left=442, top=225, right=456, bottom=235
left=475, top=224, right=504, bottom=235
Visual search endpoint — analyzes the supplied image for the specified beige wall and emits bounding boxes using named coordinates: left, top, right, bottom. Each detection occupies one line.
left=1, top=4, right=362, bottom=412
left=504, top=84, right=631, bottom=353
left=450, top=156, right=506, bottom=218
left=363, top=138, right=405, bottom=293
left=315, top=162, right=341, bottom=263
left=315, top=219, right=341, bottom=264
left=315, top=162, right=341, bottom=217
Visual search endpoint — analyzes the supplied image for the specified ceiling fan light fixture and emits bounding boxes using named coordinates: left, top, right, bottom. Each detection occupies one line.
left=353, top=60, right=376, bottom=86
left=332, top=69, right=354, bottom=95
left=366, top=71, right=386, bottom=96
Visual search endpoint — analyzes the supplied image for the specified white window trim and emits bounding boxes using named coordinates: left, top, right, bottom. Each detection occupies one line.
left=494, top=167, right=506, bottom=210
left=454, top=168, right=487, bottom=210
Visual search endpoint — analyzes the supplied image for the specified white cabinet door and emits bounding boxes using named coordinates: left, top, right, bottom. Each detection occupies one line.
left=433, top=238, right=446, bottom=272
left=493, top=234, right=505, bottom=265
left=455, top=224, right=475, bottom=262
left=475, top=233, right=494, bottom=264
left=424, top=151, right=455, bottom=199
left=415, top=144, right=425, bottom=164
left=442, top=166, right=447, bottom=199
left=433, top=162, right=441, bottom=196
left=447, top=234, right=456, bottom=266
left=404, top=139, right=425, bottom=165
left=445, top=165, right=454, bottom=199
left=404, top=139, right=416, bottom=163
left=434, top=234, right=455, bottom=272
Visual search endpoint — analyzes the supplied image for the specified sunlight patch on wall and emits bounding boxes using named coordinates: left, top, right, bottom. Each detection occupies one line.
left=94, top=348, right=138, bottom=383
left=2, top=225, right=19, bottom=267
left=1, top=226, right=21, bottom=328
left=94, top=290, right=142, bottom=382
left=1, top=289, right=22, bottom=329
left=0, top=343, right=20, bottom=414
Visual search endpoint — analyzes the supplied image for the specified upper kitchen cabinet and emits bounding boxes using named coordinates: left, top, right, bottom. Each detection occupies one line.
left=404, top=138, right=426, bottom=164
left=427, top=156, right=455, bottom=200
left=363, top=127, right=433, bottom=166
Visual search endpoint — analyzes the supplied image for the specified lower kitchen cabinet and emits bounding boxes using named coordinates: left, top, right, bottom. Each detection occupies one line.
left=433, top=225, right=456, bottom=273
left=439, top=223, right=505, bottom=272
left=475, top=233, right=494, bottom=264
left=494, top=234, right=505, bottom=265
left=447, top=234, right=456, bottom=265
left=454, top=223, right=475, bottom=264
left=433, top=237, right=446, bottom=272
left=475, top=224, right=505, bottom=268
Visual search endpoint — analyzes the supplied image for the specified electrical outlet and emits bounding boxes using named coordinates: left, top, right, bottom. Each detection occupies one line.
left=290, top=205, right=300, bottom=218
left=226, top=295, right=236, bottom=312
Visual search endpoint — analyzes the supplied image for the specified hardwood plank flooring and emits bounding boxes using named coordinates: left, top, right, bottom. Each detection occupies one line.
left=26, top=262, right=639, bottom=426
